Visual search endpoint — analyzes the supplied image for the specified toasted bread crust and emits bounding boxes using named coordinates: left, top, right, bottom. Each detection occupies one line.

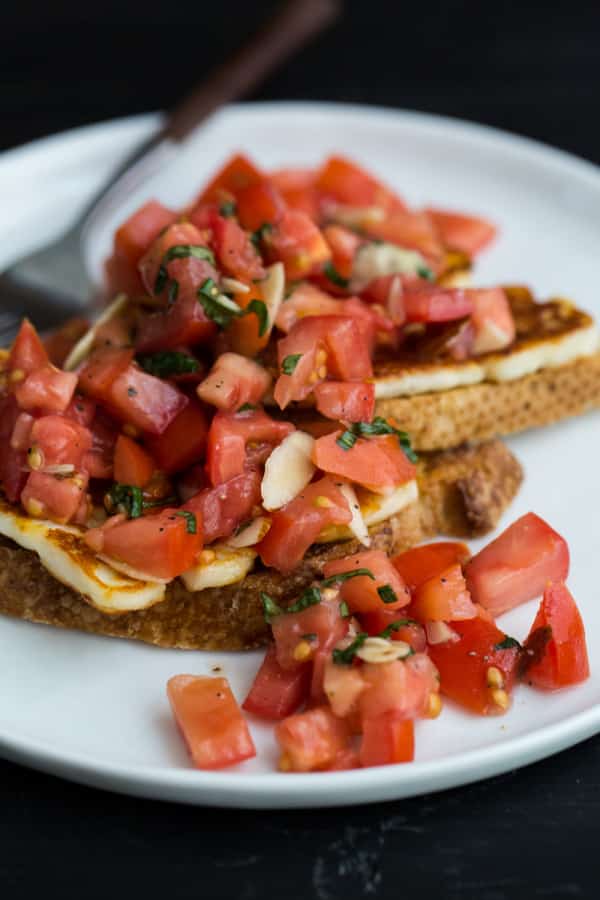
left=376, top=351, right=600, bottom=450
left=0, top=440, right=522, bottom=650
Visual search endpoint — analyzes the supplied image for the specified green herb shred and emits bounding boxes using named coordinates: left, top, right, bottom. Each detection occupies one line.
left=377, top=584, right=398, bottom=604
left=237, top=403, right=256, bottom=413
left=286, top=586, right=322, bottom=614
left=261, top=592, right=283, bottom=624
left=324, top=261, right=349, bottom=289
left=245, top=299, right=269, bottom=336
left=138, top=351, right=199, bottom=379
left=281, top=353, right=302, bottom=375
left=154, top=244, right=215, bottom=295
left=417, top=264, right=435, bottom=282
left=332, top=633, right=368, bottom=665
left=334, top=416, right=417, bottom=462
left=250, top=222, right=273, bottom=249
left=175, top=510, right=197, bottom=534
left=339, top=600, right=350, bottom=618
left=108, top=484, right=144, bottom=519
left=321, top=568, right=375, bottom=588
left=494, top=635, right=522, bottom=651
left=219, top=201, right=237, bottom=218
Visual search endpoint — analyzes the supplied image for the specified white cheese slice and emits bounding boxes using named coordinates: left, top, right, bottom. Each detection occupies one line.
left=317, top=479, right=418, bottom=543
left=180, top=545, right=256, bottom=592
left=0, top=499, right=165, bottom=613
left=261, top=430, right=315, bottom=511
left=351, top=242, right=427, bottom=292
left=483, top=322, right=600, bottom=382
left=374, top=361, right=484, bottom=398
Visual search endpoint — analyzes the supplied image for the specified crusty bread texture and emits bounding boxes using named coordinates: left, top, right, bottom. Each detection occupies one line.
left=0, top=439, right=522, bottom=651
left=376, top=351, right=600, bottom=451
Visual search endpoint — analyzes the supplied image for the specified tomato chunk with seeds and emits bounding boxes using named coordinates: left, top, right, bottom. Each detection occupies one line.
left=15, top=365, right=77, bottom=414
left=144, top=398, right=209, bottom=475
left=392, top=541, right=471, bottom=593
left=275, top=706, right=351, bottom=772
left=78, top=347, right=135, bottom=403
left=323, top=550, right=411, bottom=613
left=30, top=415, right=92, bottom=469
left=21, top=469, right=89, bottom=524
left=209, top=212, right=265, bottom=282
left=8, top=320, right=49, bottom=377
left=410, top=563, right=477, bottom=622
left=360, top=717, right=414, bottom=767
left=184, top=469, right=261, bottom=544
left=197, top=353, right=271, bottom=411
left=359, top=654, right=439, bottom=722
left=113, top=435, right=155, bottom=488
left=264, top=209, right=331, bottom=280
left=271, top=596, right=348, bottom=672
left=242, top=645, right=311, bottom=720
left=205, top=408, right=294, bottom=486
left=314, top=381, right=375, bottom=423
left=522, top=582, right=589, bottom=691
left=167, top=675, right=256, bottom=770
left=428, top=617, right=521, bottom=715
left=312, top=432, right=416, bottom=492
left=465, top=513, right=570, bottom=616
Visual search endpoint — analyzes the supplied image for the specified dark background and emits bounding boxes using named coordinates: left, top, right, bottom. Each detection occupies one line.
left=2, top=1, right=600, bottom=898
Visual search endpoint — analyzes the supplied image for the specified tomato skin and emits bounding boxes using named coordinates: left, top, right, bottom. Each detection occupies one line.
left=209, top=211, right=265, bottom=282
left=85, top=508, right=203, bottom=580
left=235, top=179, right=286, bottom=232
left=323, top=550, right=411, bottom=614
left=257, top=476, right=351, bottom=574
left=78, top=347, right=135, bottom=403
left=138, top=222, right=215, bottom=298
left=275, top=282, right=344, bottom=334
left=205, top=408, right=294, bottom=486
left=8, top=320, right=49, bottom=377
left=108, top=365, right=188, bottom=436
left=365, top=210, right=443, bottom=259
left=359, top=654, right=439, bottom=722
left=83, top=410, right=119, bottom=480
left=360, top=716, right=414, bottom=767
left=428, top=617, right=521, bottom=715
left=198, top=153, right=263, bottom=205
left=312, top=432, right=417, bottom=492
left=392, top=541, right=471, bottom=593
left=184, top=469, right=261, bottom=544
left=167, top=675, right=256, bottom=770
left=468, top=288, right=516, bottom=355
left=135, top=294, right=218, bottom=353
left=410, top=563, right=477, bottom=622
left=523, top=582, right=589, bottom=691
left=30, top=415, right=92, bottom=469
left=197, top=353, right=271, bottom=411
left=315, top=155, right=405, bottom=211
left=242, top=644, right=311, bottom=720
left=465, top=512, right=570, bottom=617
left=271, top=597, right=348, bottom=671
left=113, top=435, right=155, bottom=488
left=0, top=395, right=29, bottom=502
left=322, top=224, right=363, bottom=281
left=270, top=168, right=319, bottom=219
left=275, top=706, right=351, bottom=772
left=15, top=365, right=78, bottom=414
left=21, top=469, right=89, bottom=523
left=144, top=398, right=209, bottom=475
left=402, top=285, right=474, bottom=323
left=426, top=207, right=497, bottom=257
left=360, top=609, right=427, bottom=652
left=9, top=412, right=35, bottom=452
left=264, top=209, right=331, bottom=280
left=323, top=658, right=366, bottom=718
left=108, top=200, right=177, bottom=294
left=314, top=381, right=375, bottom=423
left=64, top=393, right=96, bottom=428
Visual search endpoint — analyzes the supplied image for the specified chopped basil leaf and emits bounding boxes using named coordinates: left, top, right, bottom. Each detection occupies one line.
left=339, top=600, right=350, bottom=618
left=494, top=635, right=522, bottom=651
left=142, top=495, right=178, bottom=510
left=250, top=222, right=273, bottom=249
left=334, top=416, right=417, bottom=463
left=378, top=619, right=417, bottom=639
left=167, top=279, right=179, bottom=305
left=108, top=483, right=144, bottom=519
left=246, top=299, right=268, bottom=337
left=154, top=244, right=215, bottom=295
left=302, top=633, right=317, bottom=641
left=377, top=584, right=398, bottom=604
left=175, top=510, right=197, bottom=534
left=332, top=633, right=368, bottom=666
left=219, top=201, right=237, bottom=218
left=417, top=265, right=435, bottom=282
left=197, top=279, right=241, bottom=328
left=281, top=353, right=302, bottom=375
left=261, top=592, right=283, bottom=624
left=286, top=586, right=322, bottom=614
left=321, top=568, right=375, bottom=588
left=237, top=403, right=256, bottom=413
left=336, top=430, right=358, bottom=451
left=138, top=351, right=199, bottom=379
left=323, top=261, right=349, bottom=289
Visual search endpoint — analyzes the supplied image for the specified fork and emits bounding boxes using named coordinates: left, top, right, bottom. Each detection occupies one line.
left=0, top=0, right=340, bottom=348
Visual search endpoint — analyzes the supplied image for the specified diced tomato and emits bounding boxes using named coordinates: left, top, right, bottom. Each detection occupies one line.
left=15, top=365, right=78, bottom=414
left=312, top=432, right=416, bottom=493
left=275, top=282, right=343, bottom=334
left=225, top=282, right=271, bottom=357
left=465, top=513, right=570, bottom=617
left=209, top=212, right=265, bottom=282
left=468, top=288, right=516, bottom=355
left=402, top=285, right=474, bottom=323
left=9, top=412, right=35, bottom=452
left=359, top=654, right=439, bottom=721
left=198, top=153, right=263, bottom=205
left=29, top=415, right=92, bottom=469
left=322, top=224, right=363, bottom=281
left=21, top=469, right=88, bottom=523
left=108, top=365, right=188, bottom=436
left=257, top=476, right=351, bottom=573
left=205, top=408, right=294, bottom=485
left=365, top=210, right=443, bottom=259
left=110, top=200, right=177, bottom=294
left=274, top=315, right=372, bottom=409
left=360, top=609, right=427, bottom=652
left=135, top=293, right=218, bottom=353
left=7, top=320, right=49, bottom=377
left=410, top=563, right=477, bottom=622
left=83, top=410, right=119, bottom=480
left=113, top=434, right=155, bottom=488
left=426, top=207, right=497, bottom=257
left=85, top=507, right=203, bottom=580
left=264, top=209, right=331, bottom=280
left=323, top=658, right=366, bottom=718
left=197, top=353, right=271, bottom=411
left=275, top=706, right=350, bottom=772
left=325, top=748, right=361, bottom=771
left=323, top=550, right=411, bottom=614
left=242, top=644, right=311, bottom=720
left=64, top=393, right=96, bottom=427
left=0, top=395, right=28, bottom=501
left=315, top=155, right=405, bottom=211
left=522, top=582, right=589, bottom=691
left=167, top=675, right=256, bottom=770
left=43, top=317, right=89, bottom=368
left=78, top=346, right=135, bottom=403
left=360, top=716, right=414, bottom=767
left=235, top=179, right=286, bottom=232
left=428, top=616, right=521, bottom=715
left=138, top=222, right=217, bottom=299
left=176, top=464, right=208, bottom=503
left=271, top=596, right=348, bottom=671
left=392, top=541, right=471, bottom=593
left=314, top=381, right=375, bottom=422
left=144, top=398, right=209, bottom=475
left=184, top=469, right=261, bottom=544
left=270, top=168, right=320, bottom=219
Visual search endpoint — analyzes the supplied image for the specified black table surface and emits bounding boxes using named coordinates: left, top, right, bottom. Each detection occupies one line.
left=2, top=2, right=600, bottom=897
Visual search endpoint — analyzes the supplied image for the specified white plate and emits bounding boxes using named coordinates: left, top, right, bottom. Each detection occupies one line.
left=1, top=102, right=600, bottom=809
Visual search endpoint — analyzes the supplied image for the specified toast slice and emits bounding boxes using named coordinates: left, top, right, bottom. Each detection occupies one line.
left=373, top=286, right=600, bottom=450
left=0, top=439, right=522, bottom=650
